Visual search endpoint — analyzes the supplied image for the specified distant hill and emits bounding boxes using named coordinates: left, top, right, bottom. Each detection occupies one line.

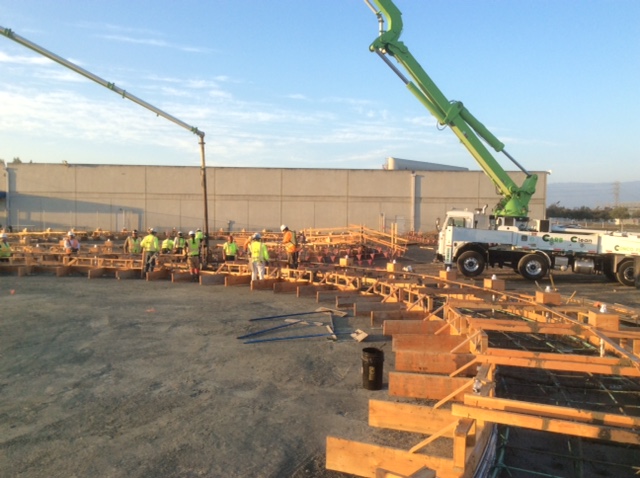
left=547, top=181, right=640, bottom=208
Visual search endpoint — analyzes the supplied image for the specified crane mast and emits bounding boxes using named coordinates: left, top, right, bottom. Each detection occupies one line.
left=365, top=0, right=537, bottom=219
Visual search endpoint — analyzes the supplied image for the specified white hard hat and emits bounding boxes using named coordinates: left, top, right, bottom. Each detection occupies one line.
left=67, top=231, right=75, bottom=237
left=1, top=233, right=7, bottom=239
left=280, top=225, right=287, bottom=232
left=149, top=228, right=156, bottom=233
left=189, top=230, right=195, bottom=236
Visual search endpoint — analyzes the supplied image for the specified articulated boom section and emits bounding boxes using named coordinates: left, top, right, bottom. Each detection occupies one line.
left=366, top=0, right=538, bottom=218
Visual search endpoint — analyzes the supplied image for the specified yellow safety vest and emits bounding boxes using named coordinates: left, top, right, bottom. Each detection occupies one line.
left=0, top=241, right=11, bottom=258
left=223, top=241, right=238, bottom=256
left=187, top=238, right=201, bottom=256
left=250, top=240, right=269, bottom=262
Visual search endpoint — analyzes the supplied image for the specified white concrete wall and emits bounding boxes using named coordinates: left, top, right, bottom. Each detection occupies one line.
left=4, top=164, right=547, bottom=234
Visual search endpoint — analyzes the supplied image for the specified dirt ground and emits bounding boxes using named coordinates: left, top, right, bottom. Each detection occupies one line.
left=1, top=246, right=639, bottom=478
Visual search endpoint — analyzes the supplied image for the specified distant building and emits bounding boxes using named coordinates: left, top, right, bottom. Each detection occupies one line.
left=383, top=157, right=469, bottom=172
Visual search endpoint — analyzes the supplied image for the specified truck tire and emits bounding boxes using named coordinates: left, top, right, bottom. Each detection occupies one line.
left=615, top=259, right=635, bottom=287
left=517, top=254, right=548, bottom=281
left=456, top=251, right=485, bottom=277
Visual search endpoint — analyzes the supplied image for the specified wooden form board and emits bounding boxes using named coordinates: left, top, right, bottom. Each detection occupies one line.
left=336, top=294, right=382, bottom=308
left=372, top=311, right=427, bottom=327
left=368, top=399, right=458, bottom=436
left=391, top=334, right=468, bottom=353
left=452, top=402, right=640, bottom=446
left=383, top=320, right=447, bottom=336
left=389, top=372, right=471, bottom=401
left=354, top=301, right=405, bottom=317
left=326, top=437, right=457, bottom=478
left=395, top=350, right=475, bottom=375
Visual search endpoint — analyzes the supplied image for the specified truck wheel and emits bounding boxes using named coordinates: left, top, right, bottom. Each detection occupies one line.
left=615, top=259, right=635, bottom=287
left=518, top=254, right=548, bottom=281
left=456, top=251, right=485, bottom=277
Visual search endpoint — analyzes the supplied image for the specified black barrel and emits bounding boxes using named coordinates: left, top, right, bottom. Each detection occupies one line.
left=361, top=347, right=384, bottom=390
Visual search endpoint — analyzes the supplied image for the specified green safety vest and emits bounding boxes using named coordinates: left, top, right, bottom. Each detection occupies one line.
left=0, top=241, right=11, bottom=258
left=187, top=238, right=201, bottom=256
left=125, top=236, right=142, bottom=253
left=140, top=234, right=159, bottom=252
left=250, top=240, right=269, bottom=262
left=162, top=238, right=174, bottom=250
left=223, top=241, right=238, bottom=256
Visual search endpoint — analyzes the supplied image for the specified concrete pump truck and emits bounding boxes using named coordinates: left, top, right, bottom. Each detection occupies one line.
left=365, top=0, right=640, bottom=286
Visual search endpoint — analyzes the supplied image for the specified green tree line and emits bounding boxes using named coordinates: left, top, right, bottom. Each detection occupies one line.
left=547, top=204, right=639, bottom=221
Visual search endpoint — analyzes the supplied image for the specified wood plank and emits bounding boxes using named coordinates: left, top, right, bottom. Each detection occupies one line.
left=250, top=278, right=280, bottom=290
left=273, top=281, right=308, bottom=293
left=389, top=372, right=471, bottom=401
left=368, top=399, right=457, bottom=436
left=478, top=350, right=640, bottom=377
left=296, top=284, right=332, bottom=297
left=116, top=269, right=138, bottom=280
left=395, top=351, right=475, bottom=375
left=392, top=334, right=468, bottom=353
left=383, top=320, right=447, bottom=336
left=371, top=310, right=426, bottom=326
left=326, top=437, right=457, bottom=478
left=355, top=302, right=404, bottom=317
left=336, top=295, right=382, bottom=308
left=463, top=395, right=640, bottom=429
left=467, top=317, right=582, bottom=335
left=225, top=274, right=251, bottom=286
left=316, top=289, right=360, bottom=302
left=145, top=269, right=169, bottom=281
left=171, top=271, right=193, bottom=282
left=451, top=403, right=640, bottom=445
left=87, top=267, right=107, bottom=279
left=199, top=272, right=226, bottom=285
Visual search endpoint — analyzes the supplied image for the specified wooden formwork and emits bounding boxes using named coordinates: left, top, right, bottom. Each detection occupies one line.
left=322, top=272, right=640, bottom=477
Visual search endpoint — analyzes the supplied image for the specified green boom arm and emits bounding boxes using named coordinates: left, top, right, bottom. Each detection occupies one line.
left=365, top=0, right=537, bottom=218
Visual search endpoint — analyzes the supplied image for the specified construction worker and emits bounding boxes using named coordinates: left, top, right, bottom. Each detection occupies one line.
left=161, top=235, right=174, bottom=254
left=64, top=231, right=81, bottom=254
left=123, top=230, right=142, bottom=254
left=185, top=230, right=201, bottom=281
left=195, top=228, right=204, bottom=241
left=222, top=235, right=238, bottom=262
left=280, top=225, right=299, bottom=269
left=140, top=228, right=159, bottom=273
left=173, top=231, right=186, bottom=254
left=249, top=233, right=270, bottom=281
left=0, top=233, right=11, bottom=262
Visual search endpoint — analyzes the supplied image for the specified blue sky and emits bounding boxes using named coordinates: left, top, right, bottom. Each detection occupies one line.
left=1, top=0, right=638, bottom=185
